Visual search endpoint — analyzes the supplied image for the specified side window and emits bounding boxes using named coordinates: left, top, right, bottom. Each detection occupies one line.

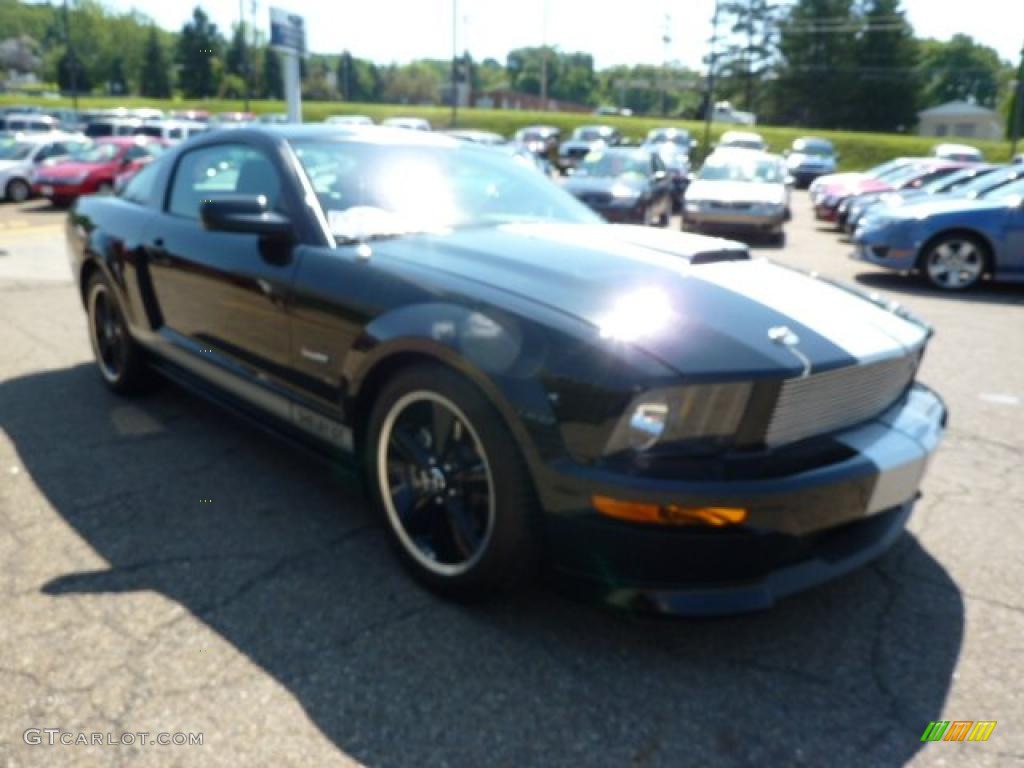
left=121, top=161, right=160, bottom=206
left=168, top=144, right=282, bottom=220
left=652, top=154, right=665, bottom=174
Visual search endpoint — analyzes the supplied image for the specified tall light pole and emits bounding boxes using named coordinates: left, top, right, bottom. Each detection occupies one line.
left=540, top=0, right=548, bottom=110
left=239, top=0, right=250, bottom=111
left=450, top=0, right=458, bottom=127
left=1012, top=76, right=1024, bottom=158
left=62, top=0, right=78, bottom=111
left=701, top=0, right=721, bottom=161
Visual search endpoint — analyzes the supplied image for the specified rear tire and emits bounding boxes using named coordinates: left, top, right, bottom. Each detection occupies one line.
left=85, top=271, right=155, bottom=395
left=364, top=364, right=540, bottom=600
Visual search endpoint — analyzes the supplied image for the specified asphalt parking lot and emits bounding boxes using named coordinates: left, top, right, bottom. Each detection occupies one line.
left=1, top=192, right=1022, bottom=768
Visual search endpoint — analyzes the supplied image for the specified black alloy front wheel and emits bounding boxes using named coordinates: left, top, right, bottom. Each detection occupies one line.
left=365, top=364, right=539, bottom=599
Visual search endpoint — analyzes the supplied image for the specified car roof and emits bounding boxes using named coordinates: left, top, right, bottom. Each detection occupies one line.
left=199, top=123, right=459, bottom=148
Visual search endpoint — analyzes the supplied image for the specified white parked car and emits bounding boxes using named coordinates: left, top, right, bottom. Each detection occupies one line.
left=712, top=101, right=757, bottom=125
left=133, top=119, right=207, bottom=143
left=325, top=115, right=374, bottom=125
left=931, top=143, right=984, bottom=162
left=718, top=130, right=769, bottom=152
left=682, top=148, right=791, bottom=244
left=0, top=132, right=90, bottom=203
left=381, top=117, right=431, bottom=131
left=0, top=113, right=60, bottom=133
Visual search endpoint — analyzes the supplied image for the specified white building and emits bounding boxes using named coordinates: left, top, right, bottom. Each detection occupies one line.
left=917, top=101, right=1004, bottom=140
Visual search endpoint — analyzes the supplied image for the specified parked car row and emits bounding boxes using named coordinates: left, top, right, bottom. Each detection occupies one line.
left=808, top=152, right=1024, bottom=290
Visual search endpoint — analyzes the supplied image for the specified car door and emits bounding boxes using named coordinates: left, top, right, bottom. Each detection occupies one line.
left=144, top=141, right=298, bottom=389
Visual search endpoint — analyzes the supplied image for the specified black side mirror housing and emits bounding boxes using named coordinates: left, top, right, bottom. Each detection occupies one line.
left=200, top=195, right=292, bottom=238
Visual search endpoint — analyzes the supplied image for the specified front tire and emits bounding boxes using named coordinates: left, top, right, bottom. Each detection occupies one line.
left=920, top=233, right=987, bottom=291
left=364, top=364, right=539, bottom=600
left=5, top=178, right=30, bottom=203
left=86, top=272, right=153, bottom=394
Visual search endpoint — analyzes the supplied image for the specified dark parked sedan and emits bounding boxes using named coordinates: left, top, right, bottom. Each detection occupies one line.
left=68, top=125, right=946, bottom=615
left=562, top=147, right=674, bottom=225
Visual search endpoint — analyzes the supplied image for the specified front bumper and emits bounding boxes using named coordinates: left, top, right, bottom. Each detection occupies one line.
left=684, top=209, right=784, bottom=233
left=32, top=181, right=91, bottom=200
left=852, top=229, right=919, bottom=271
left=544, top=383, right=946, bottom=615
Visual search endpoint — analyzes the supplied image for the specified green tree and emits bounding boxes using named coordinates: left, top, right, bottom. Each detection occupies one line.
left=715, top=0, right=781, bottom=114
left=56, top=49, right=90, bottom=93
left=176, top=6, right=223, bottom=98
left=775, top=0, right=860, bottom=128
left=382, top=61, right=441, bottom=104
left=225, top=22, right=247, bottom=79
left=139, top=26, right=172, bottom=98
left=919, top=34, right=1004, bottom=108
left=849, top=0, right=919, bottom=131
left=1007, top=48, right=1024, bottom=140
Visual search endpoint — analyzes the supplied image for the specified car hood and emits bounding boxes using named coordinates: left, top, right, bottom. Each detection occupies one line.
left=686, top=179, right=786, bottom=205
left=0, top=159, right=29, bottom=174
left=564, top=176, right=645, bottom=195
left=787, top=153, right=834, bottom=168
left=814, top=172, right=866, bottom=191
left=378, top=223, right=928, bottom=378
left=560, top=139, right=604, bottom=152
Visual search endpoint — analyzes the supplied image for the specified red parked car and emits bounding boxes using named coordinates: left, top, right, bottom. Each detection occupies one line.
left=31, top=136, right=166, bottom=206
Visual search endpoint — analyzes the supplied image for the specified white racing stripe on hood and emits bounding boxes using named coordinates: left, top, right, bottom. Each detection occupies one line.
left=694, top=259, right=927, bottom=362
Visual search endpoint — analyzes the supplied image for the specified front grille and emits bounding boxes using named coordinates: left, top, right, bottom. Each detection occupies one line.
left=567, top=147, right=589, bottom=158
left=763, top=354, right=918, bottom=447
left=710, top=201, right=754, bottom=210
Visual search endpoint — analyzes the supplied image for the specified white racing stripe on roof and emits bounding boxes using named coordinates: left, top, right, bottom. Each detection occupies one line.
left=694, top=259, right=927, bottom=362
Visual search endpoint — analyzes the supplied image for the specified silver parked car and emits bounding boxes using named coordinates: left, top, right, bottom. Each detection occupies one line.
left=683, top=149, right=791, bottom=244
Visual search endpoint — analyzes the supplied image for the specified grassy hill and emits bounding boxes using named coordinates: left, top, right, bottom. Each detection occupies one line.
left=2, top=94, right=1015, bottom=170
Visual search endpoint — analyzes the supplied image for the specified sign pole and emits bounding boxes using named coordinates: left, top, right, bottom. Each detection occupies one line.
left=270, top=6, right=305, bottom=123
left=283, top=50, right=302, bottom=123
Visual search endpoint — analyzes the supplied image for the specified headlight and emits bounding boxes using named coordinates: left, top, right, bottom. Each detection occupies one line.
left=684, top=200, right=704, bottom=212
left=610, top=183, right=639, bottom=199
left=66, top=172, right=90, bottom=185
left=755, top=202, right=784, bottom=216
left=604, top=382, right=753, bottom=455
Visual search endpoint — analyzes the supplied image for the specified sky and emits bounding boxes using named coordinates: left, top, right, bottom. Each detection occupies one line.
left=99, top=0, right=1022, bottom=70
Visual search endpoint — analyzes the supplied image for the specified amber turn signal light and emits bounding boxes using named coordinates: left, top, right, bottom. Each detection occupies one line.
left=592, top=495, right=748, bottom=527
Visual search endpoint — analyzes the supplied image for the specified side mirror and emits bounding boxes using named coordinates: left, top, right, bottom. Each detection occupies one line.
left=200, top=195, right=292, bottom=238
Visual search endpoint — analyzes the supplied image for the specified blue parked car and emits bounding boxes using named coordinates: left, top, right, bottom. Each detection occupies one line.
left=844, top=164, right=1001, bottom=234
left=853, top=177, right=1024, bottom=290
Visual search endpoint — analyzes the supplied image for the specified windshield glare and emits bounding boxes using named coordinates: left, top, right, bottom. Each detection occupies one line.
left=793, top=140, right=833, bottom=156
left=293, top=140, right=600, bottom=240
left=69, top=143, right=118, bottom=163
left=0, top=141, right=33, bottom=161
left=984, top=177, right=1024, bottom=201
left=699, top=156, right=782, bottom=183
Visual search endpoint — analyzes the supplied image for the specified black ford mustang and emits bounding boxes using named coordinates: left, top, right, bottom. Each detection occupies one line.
left=67, top=125, right=947, bottom=615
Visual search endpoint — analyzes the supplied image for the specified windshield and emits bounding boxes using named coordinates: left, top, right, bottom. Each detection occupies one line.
left=0, top=140, right=33, bottom=161
left=793, top=140, right=833, bottom=156
left=293, top=139, right=600, bottom=240
left=983, top=177, right=1024, bottom=201
left=67, top=143, right=120, bottom=163
left=966, top=167, right=1022, bottom=197
left=649, top=131, right=690, bottom=145
left=573, top=128, right=608, bottom=141
left=576, top=151, right=649, bottom=179
left=922, top=167, right=991, bottom=194
left=699, top=155, right=783, bottom=183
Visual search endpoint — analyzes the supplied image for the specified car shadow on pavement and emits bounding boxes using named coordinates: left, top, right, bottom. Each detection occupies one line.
left=2, top=363, right=965, bottom=767
left=855, top=271, right=1024, bottom=306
